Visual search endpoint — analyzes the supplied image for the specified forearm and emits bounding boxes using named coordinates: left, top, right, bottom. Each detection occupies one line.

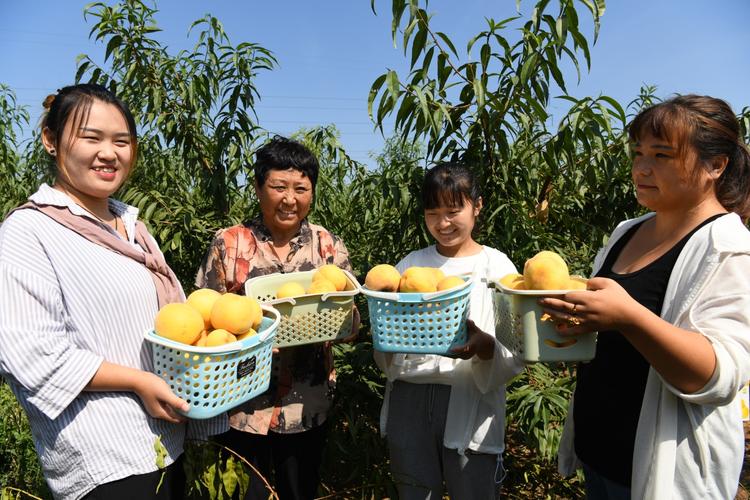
left=85, top=361, right=188, bottom=422
left=622, top=305, right=716, bottom=393
left=84, top=361, right=146, bottom=393
left=475, top=332, right=495, bottom=360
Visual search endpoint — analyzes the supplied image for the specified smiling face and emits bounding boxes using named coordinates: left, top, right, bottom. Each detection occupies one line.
left=631, top=133, right=717, bottom=213
left=43, top=99, right=133, bottom=205
left=424, top=195, right=481, bottom=254
left=255, top=168, right=313, bottom=236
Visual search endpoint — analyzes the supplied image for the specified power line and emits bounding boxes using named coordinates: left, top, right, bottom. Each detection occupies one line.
left=262, top=94, right=365, bottom=102
left=6, top=86, right=372, bottom=103
left=262, top=120, right=379, bottom=126
left=256, top=104, right=364, bottom=111
left=0, top=38, right=84, bottom=48
left=12, top=98, right=369, bottom=112
left=0, top=29, right=83, bottom=39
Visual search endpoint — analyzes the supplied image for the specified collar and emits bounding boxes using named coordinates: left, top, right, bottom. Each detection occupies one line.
left=246, top=216, right=312, bottom=247
left=30, top=183, right=140, bottom=242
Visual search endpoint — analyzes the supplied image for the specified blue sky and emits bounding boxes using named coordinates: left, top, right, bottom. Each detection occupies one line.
left=1, top=0, right=749, bottom=167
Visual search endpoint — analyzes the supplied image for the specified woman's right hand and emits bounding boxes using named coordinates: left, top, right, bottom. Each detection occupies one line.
left=539, top=277, right=645, bottom=335
left=132, top=371, right=189, bottom=424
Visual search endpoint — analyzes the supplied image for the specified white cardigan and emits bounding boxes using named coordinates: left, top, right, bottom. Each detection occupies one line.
left=558, top=212, right=750, bottom=499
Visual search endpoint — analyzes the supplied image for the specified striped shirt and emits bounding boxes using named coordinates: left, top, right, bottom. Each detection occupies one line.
left=0, top=184, right=224, bottom=500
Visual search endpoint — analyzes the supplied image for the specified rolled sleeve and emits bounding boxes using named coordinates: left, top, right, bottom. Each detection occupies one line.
left=0, top=262, right=103, bottom=420
left=470, top=339, right=524, bottom=394
left=670, top=257, right=750, bottom=405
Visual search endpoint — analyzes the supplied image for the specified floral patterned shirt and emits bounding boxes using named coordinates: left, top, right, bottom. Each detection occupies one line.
left=195, top=217, right=352, bottom=434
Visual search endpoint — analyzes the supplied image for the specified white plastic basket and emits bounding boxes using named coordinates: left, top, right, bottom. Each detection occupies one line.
left=491, top=280, right=597, bottom=363
left=244, top=269, right=360, bottom=348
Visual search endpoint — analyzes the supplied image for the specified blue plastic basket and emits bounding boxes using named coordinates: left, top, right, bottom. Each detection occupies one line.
left=362, top=277, right=474, bottom=354
left=144, top=305, right=280, bottom=419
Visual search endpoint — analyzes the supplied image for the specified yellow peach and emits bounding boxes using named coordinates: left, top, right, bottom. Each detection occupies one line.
left=275, top=282, right=306, bottom=299
left=307, top=279, right=338, bottom=294
left=154, top=302, right=204, bottom=345
left=312, top=264, right=348, bottom=291
left=523, top=251, right=570, bottom=290
left=436, top=276, right=465, bottom=291
left=204, top=329, right=237, bottom=347
left=186, top=288, right=222, bottom=330
left=365, top=264, right=401, bottom=292
left=210, top=293, right=259, bottom=335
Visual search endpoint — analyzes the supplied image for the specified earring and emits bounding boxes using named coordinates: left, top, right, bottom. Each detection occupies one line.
left=49, top=149, right=56, bottom=156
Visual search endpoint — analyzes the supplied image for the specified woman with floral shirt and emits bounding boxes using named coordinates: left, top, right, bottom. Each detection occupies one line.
left=196, top=136, right=358, bottom=500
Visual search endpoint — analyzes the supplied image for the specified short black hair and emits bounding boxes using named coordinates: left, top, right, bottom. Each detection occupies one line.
left=422, top=162, right=482, bottom=210
left=253, top=136, right=319, bottom=189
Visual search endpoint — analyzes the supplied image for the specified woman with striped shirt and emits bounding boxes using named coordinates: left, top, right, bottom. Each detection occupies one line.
left=0, top=84, right=224, bottom=499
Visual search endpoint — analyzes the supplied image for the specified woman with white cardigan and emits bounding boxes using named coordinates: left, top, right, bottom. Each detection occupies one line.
left=540, top=95, right=750, bottom=499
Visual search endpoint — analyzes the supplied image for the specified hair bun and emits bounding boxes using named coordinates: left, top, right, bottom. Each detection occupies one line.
left=42, top=94, right=56, bottom=110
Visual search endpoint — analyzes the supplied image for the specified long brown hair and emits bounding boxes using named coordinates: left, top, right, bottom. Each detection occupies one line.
left=628, top=94, right=750, bottom=219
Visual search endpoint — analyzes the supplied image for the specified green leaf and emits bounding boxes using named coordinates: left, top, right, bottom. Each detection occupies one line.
left=570, top=29, right=591, bottom=70
left=480, top=43, right=491, bottom=71
left=519, top=53, right=539, bottom=83
left=104, top=35, right=122, bottom=63
left=391, top=0, right=407, bottom=45
left=410, top=24, right=428, bottom=68
left=402, top=17, right=419, bottom=54
left=436, top=52, right=450, bottom=90
left=413, top=86, right=431, bottom=128
left=435, top=31, right=459, bottom=58
left=598, top=95, right=627, bottom=123
left=466, top=33, right=481, bottom=54
left=386, top=70, right=400, bottom=107
left=555, top=15, right=568, bottom=48
left=153, top=435, right=167, bottom=469
left=473, top=78, right=486, bottom=107
left=579, top=0, right=606, bottom=42
left=144, top=201, right=158, bottom=220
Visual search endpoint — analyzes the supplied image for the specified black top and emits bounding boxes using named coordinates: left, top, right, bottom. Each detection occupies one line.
left=573, top=213, right=725, bottom=487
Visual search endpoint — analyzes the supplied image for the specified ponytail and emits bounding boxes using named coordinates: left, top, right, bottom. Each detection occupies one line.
left=630, top=95, right=750, bottom=220
left=719, top=142, right=750, bottom=220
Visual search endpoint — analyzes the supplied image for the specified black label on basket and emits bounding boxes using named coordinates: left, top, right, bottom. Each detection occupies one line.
left=237, top=356, right=257, bottom=380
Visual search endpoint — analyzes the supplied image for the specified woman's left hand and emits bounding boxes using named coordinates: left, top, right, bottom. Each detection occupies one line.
left=449, top=319, right=495, bottom=360
left=538, top=277, right=643, bottom=335
left=132, top=371, right=189, bottom=424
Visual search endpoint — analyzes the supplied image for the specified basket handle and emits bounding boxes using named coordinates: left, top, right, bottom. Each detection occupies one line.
left=360, top=289, right=401, bottom=300
left=362, top=276, right=473, bottom=301
left=268, top=296, right=298, bottom=306
left=419, top=275, right=474, bottom=300
left=257, top=305, right=280, bottom=342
